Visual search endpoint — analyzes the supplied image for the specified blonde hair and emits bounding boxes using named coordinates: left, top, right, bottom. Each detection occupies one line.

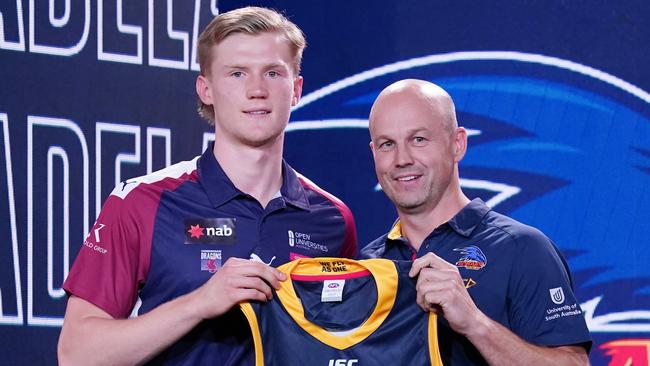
left=197, top=7, right=306, bottom=122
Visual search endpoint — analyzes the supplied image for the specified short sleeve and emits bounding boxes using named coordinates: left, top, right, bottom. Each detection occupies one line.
left=63, top=190, right=150, bottom=319
left=507, top=228, right=591, bottom=348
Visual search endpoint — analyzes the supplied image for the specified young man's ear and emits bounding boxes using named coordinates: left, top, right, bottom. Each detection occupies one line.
left=291, top=76, right=304, bottom=106
left=196, top=75, right=213, bottom=105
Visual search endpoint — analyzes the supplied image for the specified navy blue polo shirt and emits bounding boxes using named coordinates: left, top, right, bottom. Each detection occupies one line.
left=64, top=142, right=357, bottom=365
left=361, top=199, right=591, bottom=365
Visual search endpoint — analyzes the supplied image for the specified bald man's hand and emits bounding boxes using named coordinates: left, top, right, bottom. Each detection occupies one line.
left=409, top=252, right=484, bottom=336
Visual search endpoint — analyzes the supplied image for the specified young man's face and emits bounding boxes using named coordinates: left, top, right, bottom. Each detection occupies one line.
left=369, top=91, right=463, bottom=215
left=197, top=32, right=303, bottom=148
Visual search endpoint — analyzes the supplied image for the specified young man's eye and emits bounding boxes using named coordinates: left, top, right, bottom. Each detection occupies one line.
left=231, top=71, right=243, bottom=77
left=267, top=71, right=279, bottom=78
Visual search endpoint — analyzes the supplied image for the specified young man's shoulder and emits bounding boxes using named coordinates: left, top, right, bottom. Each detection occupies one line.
left=109, top=156, right=200, bottom=203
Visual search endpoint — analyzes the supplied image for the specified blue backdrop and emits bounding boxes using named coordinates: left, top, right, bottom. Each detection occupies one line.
left=1, top=1, right=649, bottom=364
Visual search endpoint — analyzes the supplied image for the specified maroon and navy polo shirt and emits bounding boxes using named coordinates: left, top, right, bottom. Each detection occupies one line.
left=63, top=142, right=357, bottom=365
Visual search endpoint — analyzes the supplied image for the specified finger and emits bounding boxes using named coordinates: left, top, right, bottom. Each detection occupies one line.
left=415, top=277, right=461, bottom=313
left=417, top=287, right=450, bottom=313
left=416, top=277, right=456, bottom=296
left=227, top=260, right=286, bottom=289
left=231, top=276, right=274, bottom=300
left=232, top=288, right=270, bottom=303
left=416, top=267, right=461, bottom=285
left=409, top=253, right=456, bottom=277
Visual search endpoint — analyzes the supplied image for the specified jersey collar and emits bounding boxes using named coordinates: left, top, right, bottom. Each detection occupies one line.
left=387, top=198, right=491, bottom=240
left=275, top=258, right=398, bottom=350
left=198, top=142, right=310, bottom=210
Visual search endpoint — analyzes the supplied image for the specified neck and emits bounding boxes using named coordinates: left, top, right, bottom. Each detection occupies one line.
left=213, top=136, right=284, bottom=208
left=397, top=182, right=470, bottom=251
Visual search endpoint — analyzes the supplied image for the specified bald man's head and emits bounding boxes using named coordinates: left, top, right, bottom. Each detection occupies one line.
left=367, top=79, right=468, bottom=215
left=369, top=79, right=458, bottom=139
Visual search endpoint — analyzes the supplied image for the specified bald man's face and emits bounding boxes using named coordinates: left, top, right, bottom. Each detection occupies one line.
left=369, top=90, right=464, bottom=214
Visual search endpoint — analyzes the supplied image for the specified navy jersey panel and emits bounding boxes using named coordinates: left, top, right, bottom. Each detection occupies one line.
left=360, top=199, right=591, bottom=366
left=64, top=142, right=357, bottom=366
left=242, top=259, right=442, bottom=366
left=295, top=275, right=377, bottom=330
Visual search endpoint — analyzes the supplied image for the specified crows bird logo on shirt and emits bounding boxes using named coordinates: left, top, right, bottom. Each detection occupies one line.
left=284, top=52, right=650, bottom=352
left=454, top=246, right=487, bottom=270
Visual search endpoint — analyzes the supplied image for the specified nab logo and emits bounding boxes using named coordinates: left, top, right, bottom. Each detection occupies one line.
left=205, top=225, right=233, bottom=237
left=328, top=359, right=358, bottom=366
left=184, top=218, right=236, bottom=244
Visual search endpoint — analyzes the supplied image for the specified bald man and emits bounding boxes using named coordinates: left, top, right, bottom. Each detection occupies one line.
left=361, top=80, right=591, bottom=365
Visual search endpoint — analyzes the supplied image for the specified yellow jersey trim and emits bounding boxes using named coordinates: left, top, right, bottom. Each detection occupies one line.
left=275, top=258, right=398, bottom=350
left=427, top=312, right=443, bottom=366
left=239, top=303, right=264, bottom=366
left=387, top=220, right=403, bottom=240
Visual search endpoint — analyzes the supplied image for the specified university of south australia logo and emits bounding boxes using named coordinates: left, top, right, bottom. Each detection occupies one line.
left=549, top=287, right=565, bottom=305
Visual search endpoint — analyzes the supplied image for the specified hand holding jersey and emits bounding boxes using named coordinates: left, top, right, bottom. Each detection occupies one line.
left=410, top=252, right=485, bottom=336
left=192, top=258, right=286, bottom=319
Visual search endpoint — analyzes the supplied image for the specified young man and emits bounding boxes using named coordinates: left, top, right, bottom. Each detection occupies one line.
left=58, top=7, right=357, bottom=365
left=361, top=79, right=591, bottom=365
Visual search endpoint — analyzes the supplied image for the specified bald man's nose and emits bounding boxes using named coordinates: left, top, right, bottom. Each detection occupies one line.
left=394, top=144, right=414, bottom=167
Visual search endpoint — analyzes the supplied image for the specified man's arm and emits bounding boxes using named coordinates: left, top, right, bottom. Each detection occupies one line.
left=58, top=258, right=285, bottom=366
left=410, top=253, right=589, bottom=366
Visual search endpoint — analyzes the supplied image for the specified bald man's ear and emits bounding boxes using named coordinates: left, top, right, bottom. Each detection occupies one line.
left=453, top=127, right=468, bottom=162
left=369, top=141, right=376, bottom=157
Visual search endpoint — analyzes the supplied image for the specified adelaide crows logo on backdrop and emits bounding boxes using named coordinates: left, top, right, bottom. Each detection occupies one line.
left=283, top=51, right=650, bottom=363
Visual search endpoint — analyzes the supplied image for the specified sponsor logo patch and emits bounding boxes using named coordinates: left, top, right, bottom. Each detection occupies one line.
left=82, top=222, right=109, bottom=255
left=201, top=250, right=222, bottom=273
left=549, top=287, right=565, bottom=305
left=184, top=218, right=236, bottom=244
left=287, top=229, right=328, bottom=253
left=249, top=253, right=277, bottom=266
left=544, top=302, right=582, bottom=322
left=454, top=246, right=487, bottom=270
left=328, top=360, right=358, bottom=366
left=463, top=278, right=477, bottom=289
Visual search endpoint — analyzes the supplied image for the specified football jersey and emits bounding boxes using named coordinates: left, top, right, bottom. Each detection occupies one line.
left=240, top=258, right=443, bottom=366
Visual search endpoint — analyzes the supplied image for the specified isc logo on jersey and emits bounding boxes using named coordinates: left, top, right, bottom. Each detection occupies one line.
left=328, top=359, right=358, bottom=366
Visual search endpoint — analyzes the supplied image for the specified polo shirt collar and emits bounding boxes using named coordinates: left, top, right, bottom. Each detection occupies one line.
left=447, top=198, right=491, bottom=237
left=280, top=161, right=310, bottom=210
left=198, top=142, right=310, bottom=210
left=386, top=198, right=491, bottom=240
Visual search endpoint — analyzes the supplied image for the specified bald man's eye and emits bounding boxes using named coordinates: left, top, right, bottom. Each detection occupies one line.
left=413, top=136, right=428, bottom=146
left=378, top=141, right=394, bottom=151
